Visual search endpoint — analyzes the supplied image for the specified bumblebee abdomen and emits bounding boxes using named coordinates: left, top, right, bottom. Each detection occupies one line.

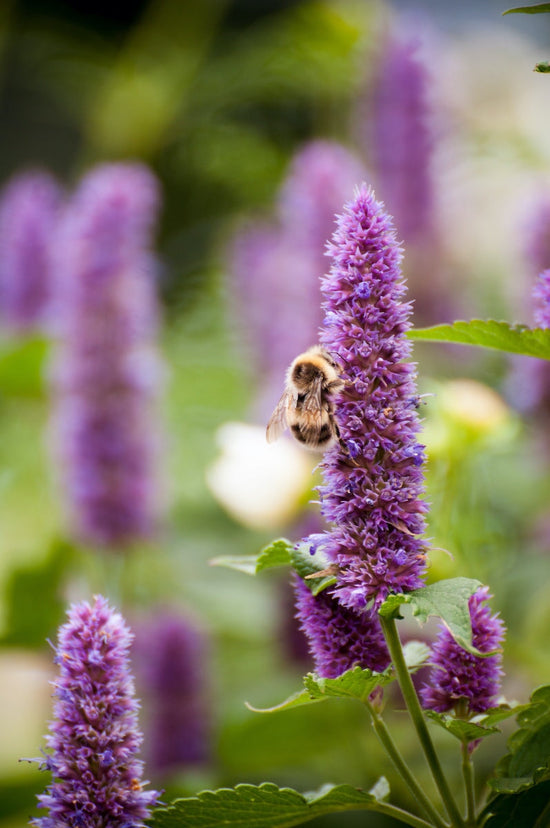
left=290, top=421, right=334, bottom=447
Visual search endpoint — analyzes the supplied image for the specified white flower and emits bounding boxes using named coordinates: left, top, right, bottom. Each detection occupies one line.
left=206, top=422, right=315, bottom=530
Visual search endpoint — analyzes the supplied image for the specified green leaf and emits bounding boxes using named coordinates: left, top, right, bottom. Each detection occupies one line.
left=150, top=779, right=390, bottom=828
left=425, top=703, right=524, bottom=745
left=483, top=781, right=550, bottom=827
left=534, top=60, right=550, bottom=72
left=302, top=666, right=394, bottom=702
left=490, top=685, right=550, bottom=794
left=426, top=710, right=499, bottom=743
left=408, top=320, right=550, bottom=359
left=247, top=664, right=395, bottom=713
left=291, top=540, right=337, bottom=595
left=379, top=577, right=486, bottom=656
left=480, top=703, right=532, bottom=728
left=503, top=3, right=550, bottom=14
left=210, top=538, right=293, bottom=575
left=210, top=537, right=337, bottom=594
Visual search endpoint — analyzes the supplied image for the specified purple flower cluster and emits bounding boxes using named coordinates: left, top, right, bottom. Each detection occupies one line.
left=230, top=140, right=364, bottom=418
left=132, top=609, right=211, bottom=777
left=51, top=162, right=163, bottom=549
left=317, top=184, right=428, bottom=610
left=33, top=595, right=159, bottom=827
left=421, top=587, right=505, bottom=714
left=0, top=170, right=62, bottom=332
left=294, top=576, right=390, bottom=678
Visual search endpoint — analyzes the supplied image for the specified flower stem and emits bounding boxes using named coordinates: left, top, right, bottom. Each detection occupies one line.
left=461, top=742, right=476, bottom=826
left=365, top=700, right=449, bottom=828
left=380, top=614, right=466, bottom=828
left=372, top=800, right=441, bottom=828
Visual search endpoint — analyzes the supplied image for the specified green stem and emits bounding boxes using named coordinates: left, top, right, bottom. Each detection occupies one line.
left=460, top=743, right=476, bottom=827
left=372, top=800, right=440, bottom=828
left=365, top=700, right=449, bottom=828
left=380, top=615, right=466, bottom=828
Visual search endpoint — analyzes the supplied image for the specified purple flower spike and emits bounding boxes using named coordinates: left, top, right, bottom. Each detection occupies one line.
left=317, top=184, right=428, bottom=610
left=294, top=576, right=390, bottom=678
left=51, top=162, right=163, bottom=549
left=132, top=609, right=211, bottom=777
left=0, top=170, right=62, bottom=332
left=33, top=595, right=160, bottom=828
left=421, top=587, right=505, bottom=714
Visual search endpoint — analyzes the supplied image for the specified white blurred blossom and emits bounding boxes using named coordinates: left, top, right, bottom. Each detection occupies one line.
left=206, top=422, right=315, bottom=530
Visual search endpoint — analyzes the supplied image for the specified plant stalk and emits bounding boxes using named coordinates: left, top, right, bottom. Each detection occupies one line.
left=380, top=614, right=466, bottom=828
left=365, top=700, right=449, bottom=828
left=372, top=800, right=440, bottom=828
left=461, top=742, right=476, bottom=826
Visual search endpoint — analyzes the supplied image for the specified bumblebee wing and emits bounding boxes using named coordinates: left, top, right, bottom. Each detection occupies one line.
left=301, top=377, right=324, bottom=431
left=266, top=392, right=291, bottom=443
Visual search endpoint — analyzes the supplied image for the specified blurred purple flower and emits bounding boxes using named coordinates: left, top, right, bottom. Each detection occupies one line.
left=229, top=140, right=364, bottom=418
left=533, top=268, right=550, bottom=328
left=508, top=265, right=550, bottom=442
left=421, top=587, right=505, bottom=714
left=526, top=195, right=550, bottom=279
left=362, top=31, right=434, bottom=245
left=294, top=576, right=390, bottom=678
left=132, top=609, right=211, bottom=777
left=315, top=184, right=428, bottom=611
left=0, top=170, right=62, bottom=332
left=357, top=27, right=453, bottom=325
left=33, top=595, right=159, bottom=828
left=51, top=162, right=163, bottom=549
left=278, top=140, right=366, bottom=260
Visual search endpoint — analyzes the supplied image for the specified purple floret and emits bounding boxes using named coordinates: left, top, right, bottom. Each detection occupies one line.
left=294, top=576, right=390, bottom=678
left=421, top=587, right=505, bottom=714
left=33, top=595, right=159, bottom=828
left=317, top=184, right=428, bottom=610
left=51, top=162, right=163, bottom=549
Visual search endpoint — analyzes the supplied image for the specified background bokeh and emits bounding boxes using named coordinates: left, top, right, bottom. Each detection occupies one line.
left=1, top=1, right=550, bottom=826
